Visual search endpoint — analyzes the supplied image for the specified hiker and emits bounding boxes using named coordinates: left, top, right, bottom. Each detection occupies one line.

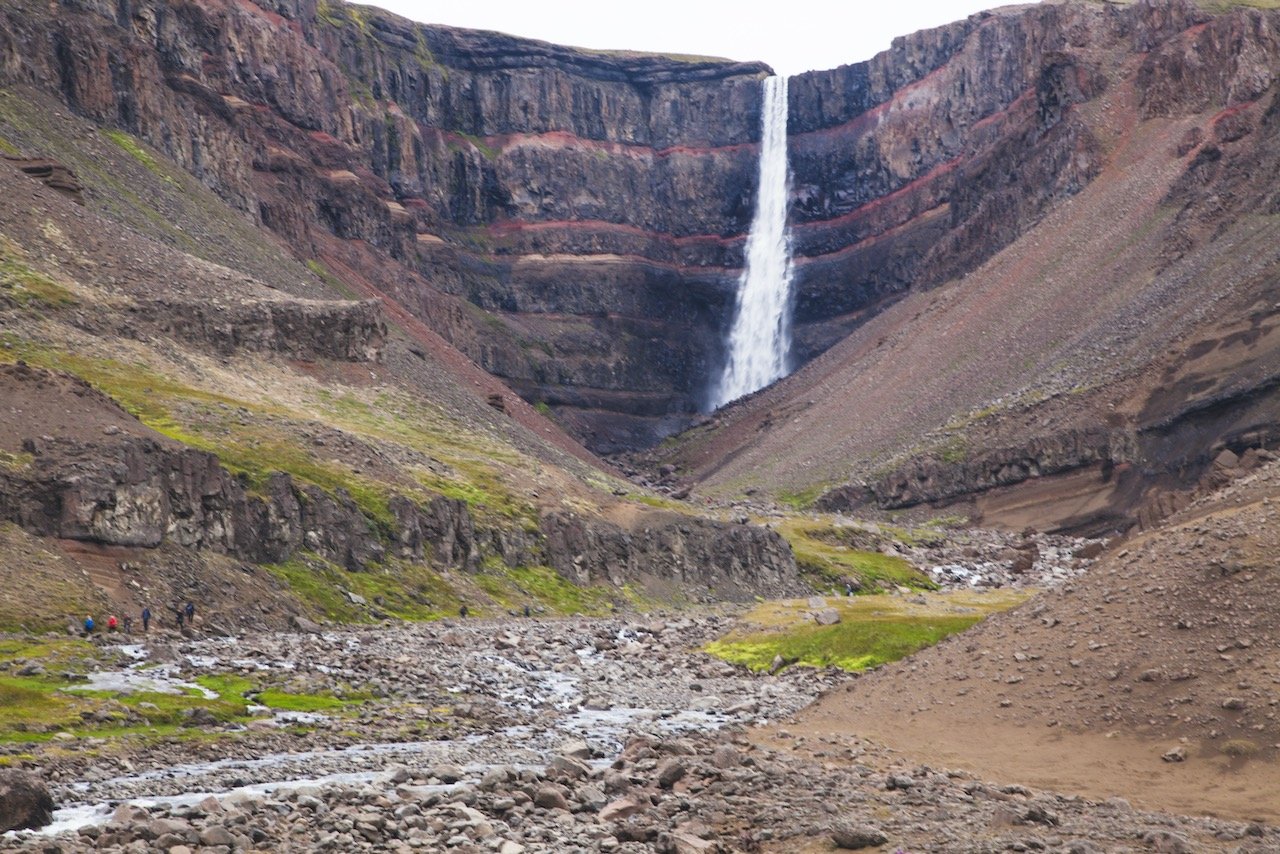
left=523, top=604, right=531, bottom=618
left=459, top=604, right=469, bottom=618
left=141, top=606, right=151, bottom=632
left=184, top=601, right=195, bottom=622
left=844, top=581, right=855, bottom=596
left=107, top=615, right=118, bottom=632
left=176, top=607, right=185, bottom=629
left=83, top=614, right=94, bottom=635
left=122, top=615, right=133, bottom=634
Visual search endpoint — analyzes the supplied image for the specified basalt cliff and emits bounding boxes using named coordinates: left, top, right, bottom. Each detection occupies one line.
left=0, top=0, right=1176, bottom=453
left=5, top=0, right=1280, bottom=611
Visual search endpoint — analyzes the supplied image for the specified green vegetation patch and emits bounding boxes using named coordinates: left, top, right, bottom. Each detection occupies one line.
left=776, top=484, right=829, bottom=511
left=475, top=564, right=616, bottom=616
left=257, top=690, right=350, bottom=713
left=0, top=450, right=34, bottom=470
left=776, top=519, right=935, bottom=592
left=0, top=344, right=403, bottom=535
left=265, top=553, right=466, bottom=623
left=705, top=590, right=1029, bottom=672
left=1194, top=0, right=1280, bottom=10
left=102, top=129, right=177, bottom=186
left=196, top=674, right=364, bottom=714
left=0, top=637, right=108, bottom=676
left=0, top=236, right=76, bottom=308
left=0, top=677, right=79, bottom=732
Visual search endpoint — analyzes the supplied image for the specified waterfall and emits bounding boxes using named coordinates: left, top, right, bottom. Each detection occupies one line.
left=711, top=74, right=794, bottom=410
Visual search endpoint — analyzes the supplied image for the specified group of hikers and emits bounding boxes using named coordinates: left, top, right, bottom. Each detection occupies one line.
left=83, top=601, right=195, bottom=636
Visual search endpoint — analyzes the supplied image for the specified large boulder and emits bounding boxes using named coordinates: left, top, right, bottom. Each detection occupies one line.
left=0, top=769, right=55, bottom=832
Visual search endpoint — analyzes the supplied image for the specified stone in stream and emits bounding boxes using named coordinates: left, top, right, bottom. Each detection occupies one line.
left=549, top=754, right=591, bottom=779
left=534, top=785, right=570, bottom=810
left=657, top=758, right=687, bottom=788
left=0, top=769, right=54, bottom=832
left=429, top=764, right=466, bottom=783
left=558, top=738, right=593, bottom=760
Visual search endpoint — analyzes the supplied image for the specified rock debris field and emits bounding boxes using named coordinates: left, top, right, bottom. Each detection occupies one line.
left=5, top=611, right=1279, bottom=853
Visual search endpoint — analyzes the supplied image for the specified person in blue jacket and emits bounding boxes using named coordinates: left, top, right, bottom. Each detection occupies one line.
left=83, top=614, right=94, bottom=635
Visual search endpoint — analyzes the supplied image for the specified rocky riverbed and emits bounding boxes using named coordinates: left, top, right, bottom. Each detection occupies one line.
left=4, top=613, right=1276, bottom=852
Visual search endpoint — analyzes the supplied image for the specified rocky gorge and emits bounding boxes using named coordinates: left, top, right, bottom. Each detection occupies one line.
left=6, top=0, right=1280, bottom=850
left=1, top=0, right=1252, bottom=453
left=8, top=597, right=1279, bottom=854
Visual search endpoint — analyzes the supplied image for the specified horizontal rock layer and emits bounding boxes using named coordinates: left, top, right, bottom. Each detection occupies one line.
left=0, top=432, right=799, bottom=596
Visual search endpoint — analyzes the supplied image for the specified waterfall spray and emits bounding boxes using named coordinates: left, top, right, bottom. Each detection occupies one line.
left=711, top=75, right=793, bottom=409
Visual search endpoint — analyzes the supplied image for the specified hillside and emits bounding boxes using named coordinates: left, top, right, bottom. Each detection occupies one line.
left=659, top=0, right=1280, bottom=539
left=782, top=455, right=1280, bottom=822
left=0, top=82, right=802, bottom=631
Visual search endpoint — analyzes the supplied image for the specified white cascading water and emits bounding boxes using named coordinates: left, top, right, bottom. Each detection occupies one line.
left=711, top=74, right=794, bottom=409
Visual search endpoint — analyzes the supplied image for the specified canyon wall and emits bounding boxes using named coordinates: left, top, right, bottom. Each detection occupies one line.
left=3, top=0, right=1267, bottom=462
left=0, top=0, right=1184, bottom=452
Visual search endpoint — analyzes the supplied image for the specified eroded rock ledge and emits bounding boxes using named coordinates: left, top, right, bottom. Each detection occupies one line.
left=0, top=433, right=800, bottom=598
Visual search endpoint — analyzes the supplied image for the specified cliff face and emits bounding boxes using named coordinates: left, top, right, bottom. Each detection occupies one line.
left=6, top=0, right=1272, bottom=469
left=0, top=0, right=1175, bottom=452
left=658, top=1, right=1280, bottom=535
left=0, top=0, right=773, bottom=451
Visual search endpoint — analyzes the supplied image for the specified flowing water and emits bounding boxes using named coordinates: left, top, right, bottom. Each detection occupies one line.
left=712, top=75, right=794, bottom=409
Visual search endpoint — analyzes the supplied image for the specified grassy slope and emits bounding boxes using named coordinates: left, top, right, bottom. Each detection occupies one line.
left=0, top=85, right=648, bottom=622
left=706, top=589, right=1030, bottom=672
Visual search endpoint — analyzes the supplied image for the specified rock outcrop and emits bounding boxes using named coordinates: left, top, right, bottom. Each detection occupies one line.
left=128, top=297, right=387, bottom=362
left=0, top=406, right=798, bottom=595
left=0, top=769, right=55, bottom=833
left=542, top=510, right=798, bottom=599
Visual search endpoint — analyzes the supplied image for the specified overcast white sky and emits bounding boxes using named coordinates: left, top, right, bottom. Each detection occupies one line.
left=367, top=1, right=1034, bottom=77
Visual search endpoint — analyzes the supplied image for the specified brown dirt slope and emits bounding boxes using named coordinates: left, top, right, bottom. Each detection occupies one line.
left=781, top=459, right=1280, bottom=822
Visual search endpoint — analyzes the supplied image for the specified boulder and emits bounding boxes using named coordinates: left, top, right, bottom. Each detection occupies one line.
left=0, top=770, right=54, bottom=832
left=831, top=822, right=889, bottom=850
left=814, top=608, right=841, bottom=626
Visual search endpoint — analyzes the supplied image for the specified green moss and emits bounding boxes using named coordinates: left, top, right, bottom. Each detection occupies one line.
left=481, top=563, right=619, bottom=617
left=192, top=673, right=250, bottom=697
left=0, top=677, right=77, bottom=730
left=937, top=435, right=968, bottom=465
left=316, top=0, right=346, bottom=27
left=102, top=129, right=177, bottom=186
left=0, top=450, right=34, bottom=470
left=776, top=484, right=829, bottom=510
left=0, top=135, right=19, bottom=156
left=305, top=258, right=361, bottom=299
left=256, top=690, right=351, bottom=713
left=1193, top=0, right=1280, bottom=10
left=777, top=520, right=935, bottom=592
left=0, top=237, right=76, bottom=308
left=413, top=29, right=445, bottom=78
left=196, top=674, right=363, bottom=714
left=705, top=590, right=1028, bottom=672
left=454, top=132, right=499, bottom=161
left=0, top=637, right=109, bottom=676
left=706, top=615, right=981, bottom=671
left=264, top=553, right=467, bottom=623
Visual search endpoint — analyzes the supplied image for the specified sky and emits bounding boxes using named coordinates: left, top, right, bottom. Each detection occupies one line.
left=367, top=1, right=1033, bottom=77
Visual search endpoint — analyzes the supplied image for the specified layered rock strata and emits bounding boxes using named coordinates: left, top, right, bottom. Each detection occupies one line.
left=0, top=381, right=799, bottom=595
left=0, top=0, right=1214, bottom=451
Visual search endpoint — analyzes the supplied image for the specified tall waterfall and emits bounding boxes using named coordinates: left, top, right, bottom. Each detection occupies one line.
left=711, top=75, right=794, bottom=410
